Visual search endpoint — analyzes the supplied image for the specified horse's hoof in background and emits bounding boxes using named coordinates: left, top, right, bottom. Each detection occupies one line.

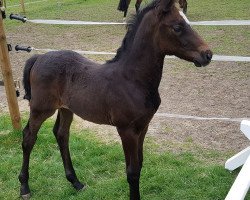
left=21, top=193, right=31, bottom=200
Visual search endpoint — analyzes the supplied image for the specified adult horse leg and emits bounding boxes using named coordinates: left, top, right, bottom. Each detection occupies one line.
left=183, top=0, right=187, bottom=14
left=53, top=108, right=84, bottom=190
left=124, top=0, right=131, bottom=18
left=135, top=0, right=142, bottom=14
left=19, top=109, right=55, bottom=199
left=179, top=0, right=188, bottom=13
left=124, top=9, right=128, bottom=18
left=118, top=127, right=142, bottom=200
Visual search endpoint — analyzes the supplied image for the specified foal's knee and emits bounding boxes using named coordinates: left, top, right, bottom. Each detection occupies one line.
left=55, top=132, right=68, bottom=144
left=22, top=133, right=37, bottom=152
left=19, top=172, right=29, bottom=183
left=127, top=171, right=140, bottom=185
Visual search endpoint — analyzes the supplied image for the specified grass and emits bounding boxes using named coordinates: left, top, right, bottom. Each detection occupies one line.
left=1, top=114, right=249, bottom=200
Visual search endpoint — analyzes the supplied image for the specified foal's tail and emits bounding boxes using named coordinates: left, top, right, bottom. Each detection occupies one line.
left=23, top=54, right=40, bottom=101
left=118, top=0, right=128, bottom=12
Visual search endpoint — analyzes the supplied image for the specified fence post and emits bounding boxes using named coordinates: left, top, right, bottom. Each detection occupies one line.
left=0, top=13, right=21, bottom=130
left=0, top=0, right=6, bottom=11
left=20, top=0, right=25, bottom=13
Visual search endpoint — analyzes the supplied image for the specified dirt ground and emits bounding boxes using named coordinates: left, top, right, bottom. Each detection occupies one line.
left=0, top=21, right=249, bottom=156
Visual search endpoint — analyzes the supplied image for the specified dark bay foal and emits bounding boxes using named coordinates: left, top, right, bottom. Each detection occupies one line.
left=19, top=0, right=212, bottom=199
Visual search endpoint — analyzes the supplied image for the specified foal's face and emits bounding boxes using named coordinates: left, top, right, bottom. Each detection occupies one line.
left=155, top=2, right=213, bottom=67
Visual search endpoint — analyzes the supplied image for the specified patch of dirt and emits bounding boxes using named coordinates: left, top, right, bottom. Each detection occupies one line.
left=0, top=19, right=249, bottom=156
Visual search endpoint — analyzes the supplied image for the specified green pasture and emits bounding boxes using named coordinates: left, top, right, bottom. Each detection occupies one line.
left=0, top=115, right=247, bottom=200
left=0, top=0, right=249, bottom=199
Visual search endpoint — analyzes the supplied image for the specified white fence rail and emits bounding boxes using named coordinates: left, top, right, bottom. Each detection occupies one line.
left=225, top=120, right=250, bottom=200
left=30, top=48, right=250, bottom=62
left=25, top=19, right=250, bottom=26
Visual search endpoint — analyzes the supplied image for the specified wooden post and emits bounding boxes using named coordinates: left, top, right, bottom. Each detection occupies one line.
left=0, top=0, right=6, bottom=9
left=20, top=0, right=25, bottom=13
left=0, top=13, right=21, bottom=130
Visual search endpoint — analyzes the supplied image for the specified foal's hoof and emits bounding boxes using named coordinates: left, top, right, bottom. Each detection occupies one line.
left=21, top=193, right=31, bottom=200
left=20, top=184, right=31, bottom=200
left=73, top=181, right=85, bottom=191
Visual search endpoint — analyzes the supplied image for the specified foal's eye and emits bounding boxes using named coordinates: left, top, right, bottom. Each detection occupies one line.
left=173, top=25, right=182, bottom=33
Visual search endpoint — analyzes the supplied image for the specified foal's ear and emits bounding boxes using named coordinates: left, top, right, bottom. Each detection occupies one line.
left=159, top=0, right=175, bottom=13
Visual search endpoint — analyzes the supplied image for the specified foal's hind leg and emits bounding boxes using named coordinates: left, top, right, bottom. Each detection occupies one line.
left=138, top=125, right=148, bottom=170
left=19, top=109, right=55, bottom=198
left=53, top=108, right=85, bottom=190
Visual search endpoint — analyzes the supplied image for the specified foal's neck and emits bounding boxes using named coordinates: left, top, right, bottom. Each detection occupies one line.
left=122, top=15, right=165, bottom=91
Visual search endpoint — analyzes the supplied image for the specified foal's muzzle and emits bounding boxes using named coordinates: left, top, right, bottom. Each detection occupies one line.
left=194, top=50, right=213, bottom=67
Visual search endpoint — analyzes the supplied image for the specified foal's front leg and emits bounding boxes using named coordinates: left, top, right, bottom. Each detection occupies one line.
left=53, top=108, right=85, bottom=190
left=118, top=127, right=141, bottom=200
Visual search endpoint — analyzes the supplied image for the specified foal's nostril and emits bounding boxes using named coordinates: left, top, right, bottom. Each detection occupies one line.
left=205, top=50, right=213, bottom=62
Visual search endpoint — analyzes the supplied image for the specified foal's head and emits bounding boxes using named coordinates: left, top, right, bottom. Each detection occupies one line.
left=109, top=0, right=212, bottom=66
left=153, top=0, right=212, bottom=66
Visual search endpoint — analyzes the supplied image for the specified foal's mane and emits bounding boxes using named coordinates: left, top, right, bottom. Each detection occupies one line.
left=107, top=0, right=159, bottom=63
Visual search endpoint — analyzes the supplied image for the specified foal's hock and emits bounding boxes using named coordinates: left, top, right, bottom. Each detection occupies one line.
left=19, top=0, right=212, bottom=199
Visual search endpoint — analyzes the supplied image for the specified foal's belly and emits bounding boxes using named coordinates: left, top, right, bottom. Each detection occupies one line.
left=73, top=110, right=111, bottom=125
left=67, top=100, right=111, bottom=125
